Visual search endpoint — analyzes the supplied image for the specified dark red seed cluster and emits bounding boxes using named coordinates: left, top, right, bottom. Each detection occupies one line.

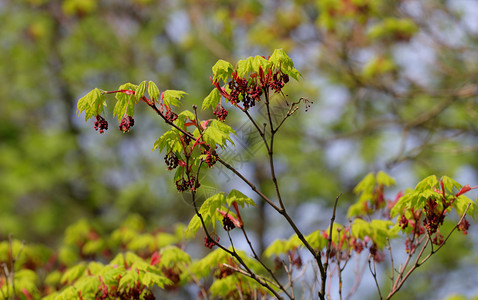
left=432, top=232, right=444, bottom=245
left=182, top=134, right=192, bottom=146
left=227, top=73, right=263, bottom=110
left=369, top=243, right=384, bottom=262
left=204, top=149, right=218, bottom=168
left=119, top=115, right=135, bottom=133
left=222, top=215, right=235, bottom=231
left=289, top=250, right=303, bottom=268
left=164, top=152, right=179, bottom=170
left=162, top=267, right=181, bottom=291
left=175, top=176, right=199, bottom=192
left=204, top=236, right=219, bottom=249
left=270, top=71, right=289, bottom=93
left=458, top=218, right=470, bottom=234
left=423, top=198, right=445, bottom=235
left=216, top=264, right=235, bottom=279
left=94, top=115, right=108, bottom=134
left=399, top=214, right=408, bottom=229
left=350, top=237, right=365, bottom=254
left=213, top=104, right=228, bottom=122
left=405, top=237, right=416, bottom=253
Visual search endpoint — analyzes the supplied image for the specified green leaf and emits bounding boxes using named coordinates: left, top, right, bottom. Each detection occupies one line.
left=119, top=268, right=140, bottom=289
left=226, top=189, right=256, bottom=208
left=135, top=81, right=148, bottom=102
left=159, top=246, right=191, bottom=267
left=152, top=129, right=182, bottom=153
left=286, top=234, right=302, bottom=251
left=77, top=88, right=106, bottom=121
left=82, top=238, right=104, bottom=255
left=305, top=230, right=328, bottom=250
left=73, top=276, right=99, bottom=296
left=127, top=234, right=156, bottom=252
left=370, top=219, right=397, bottom=248
left=203, top=120, right=236, bottom=149
left=352, top=219, right=396, bottom=248
left=415, top=175, right=438, bottom=192
left=186, top=193, right=226, bottom=237
left=113, top=83, right=137, bottom=121
left=263, top=239, right=287, bottom=258
left=454, top=195, right=475, bottom=218
left=162, top=90, right=187, bottom=108
left=353, top=173, right=375, bottom=195
left=237, top=56, right=254, bottom=78
left=185, top=215, right=201, bottom=238
left=174, top=110, right=195, bottom=130
left=61, top=262, right=86, bottom=284
left=189, top=248, right=229, bottom=279
left=212, top=59, right=233, bottom=83
left=202, top=88, right=221, bottom=111
left=148, top=81, right=161, bottom=103
left=141, top=272, right=171, bottom=288
left=269, top=49, right=293, bottom=69
left=376, top=171, right=395, bottom=186
left=269, top=49, right=301, bottom=80
left=390, top=190, right=415, bottom=218
left=253, top=55, right=271, bottom=73
left=441, top=176, right=462, bottom=193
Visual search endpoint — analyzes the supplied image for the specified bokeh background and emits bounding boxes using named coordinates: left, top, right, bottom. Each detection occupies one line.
left=1, top=0, right=478, bottom=298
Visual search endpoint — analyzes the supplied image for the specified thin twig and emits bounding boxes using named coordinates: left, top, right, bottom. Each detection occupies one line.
left=322, top=194, right=341, bottom=297
left=240, top=227, right=292, bottom=298
left=368, top=256, right=383, bottom=300
left=386, top=204, right=471, bottom=299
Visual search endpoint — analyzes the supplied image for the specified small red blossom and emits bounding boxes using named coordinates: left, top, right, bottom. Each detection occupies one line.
left=150, top=251, right=161, bottom=266
left=455, top=185, right=478, bottom=197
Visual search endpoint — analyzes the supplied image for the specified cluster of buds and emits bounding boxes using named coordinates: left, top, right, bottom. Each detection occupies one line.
left=270, top=70, right=289, bottom=93
left=204, top=149, right=218, bottom=168
left=227, top=72, right=263, bottom=109
left=175, top=176, right=199, bottom=192
left=119, top=115, right=135, bottom=133
left=222, top=215, right=236, bottom=231
left=422, top=198, right=446, bottom=235
left=164, top=152, right=179, bottom=170
left=204, top=235, right=219, bottom=249
left=213, top=104, right=228, bottom=121
left=94, top=115, right=108, bottom=134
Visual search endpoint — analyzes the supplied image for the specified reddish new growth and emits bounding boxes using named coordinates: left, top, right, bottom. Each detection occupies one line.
left=213, top=104, right=228, bottom=121
left=204, top=235, right=219, bottom=249
left=165, top=109, right=178, bottom=122
left=119, top=115, right=135, bottom=133
left=94, top=115, right=108, bottom=134
left=164, top=152, right=179, bottom=170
